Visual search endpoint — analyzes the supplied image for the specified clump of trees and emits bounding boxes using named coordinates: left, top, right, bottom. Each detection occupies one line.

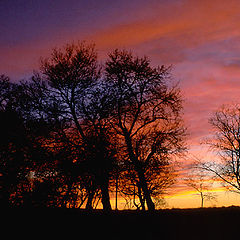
left=0, top=42, right=186, bottom=211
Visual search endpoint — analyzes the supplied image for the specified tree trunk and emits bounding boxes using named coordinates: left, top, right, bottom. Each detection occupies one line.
left=99, top=176, right=112, bottom=211
left=86, top=190, right=94, bottom=210
left=137, top=167, right=155, bottom=211
left=115, top=173, right=118, bottom=210
left=0, top=174, right=10, bottom=207
left=137, top=182, right=146, bottom=211
left=124, top=131, right=155, bottom=211
left=201, top=193, right=204, bottom=208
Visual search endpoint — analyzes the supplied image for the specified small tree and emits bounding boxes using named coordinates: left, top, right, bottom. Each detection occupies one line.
left=184, top=169, right=217, bottom=208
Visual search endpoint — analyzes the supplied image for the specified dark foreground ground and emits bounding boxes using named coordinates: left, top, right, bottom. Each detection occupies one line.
left=2, top=206, right=240, bottom=240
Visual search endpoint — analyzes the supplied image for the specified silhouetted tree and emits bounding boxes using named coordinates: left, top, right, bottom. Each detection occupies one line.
left=202, top=104, right=240, bottom=194
left=0, top=109, right=27, bottom=206
left=34, top=42, right=116, bottom=210
left=105, top=50, right=186, bottom=210
left=0, top=76, right=56, bottom=206
left=184, top=168, right=217, bottom=208
left=0, top=75, right=11, bottom=111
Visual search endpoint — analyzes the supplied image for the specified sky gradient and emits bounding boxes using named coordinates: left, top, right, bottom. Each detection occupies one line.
left=1, top=0, right=240, bottom=208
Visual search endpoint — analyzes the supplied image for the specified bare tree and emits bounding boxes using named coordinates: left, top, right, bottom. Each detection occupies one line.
left=34, top=42, right=117, bottom=210
left=105, top=49, right=186, bottom=210
left=184, top=169, right=217, bottom=208
left=202, top=104, right=240, bottom=194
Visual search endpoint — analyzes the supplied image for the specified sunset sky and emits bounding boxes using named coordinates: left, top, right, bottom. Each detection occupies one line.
left=1, top=0, right=240, bottom=208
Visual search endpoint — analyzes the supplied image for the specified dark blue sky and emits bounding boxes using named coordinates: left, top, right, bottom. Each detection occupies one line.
left=1, top=0, right=168, bottom=79
left=0, top=0, right=165, bottom=47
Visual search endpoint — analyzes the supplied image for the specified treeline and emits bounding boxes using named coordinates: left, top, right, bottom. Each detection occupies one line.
left=0, top=42, right=186, bottom=211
